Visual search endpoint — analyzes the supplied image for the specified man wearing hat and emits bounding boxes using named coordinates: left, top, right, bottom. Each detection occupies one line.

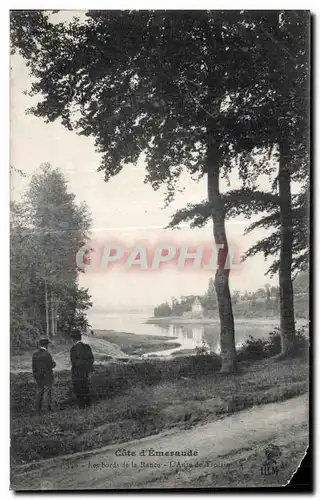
left=70, top=330, right=94, bottom=408
left=32, top=338, right=56, bottom=415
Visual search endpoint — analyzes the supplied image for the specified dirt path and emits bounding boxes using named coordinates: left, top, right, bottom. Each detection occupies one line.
left=11, top=394, right=308, bottom=490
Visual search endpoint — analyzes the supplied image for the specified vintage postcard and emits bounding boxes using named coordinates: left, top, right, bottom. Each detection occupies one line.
left=10, top=10, right=310, bottom=490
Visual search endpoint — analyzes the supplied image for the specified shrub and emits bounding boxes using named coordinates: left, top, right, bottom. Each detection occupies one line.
left=237, top=324, right=309, bottom=361
left=195, top=340, right=210, bottom=356
left=237, top=335, right=269, bottom=361
left=262, top=327, right=281, bottom=357
left=10, top=322, right=42, bottom=353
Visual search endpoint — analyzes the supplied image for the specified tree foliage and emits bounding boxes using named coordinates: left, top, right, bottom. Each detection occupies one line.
left=153, top=302, right=172, bottom=318
left=10, top=164, right=92, bottom=350
left=11, top=11, right=305, bottom=195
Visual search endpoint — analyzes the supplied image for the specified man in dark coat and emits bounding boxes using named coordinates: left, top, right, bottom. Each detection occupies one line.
left=70, top=330, right=94, bottom=408
left=32, top=338, right=56, bottom=414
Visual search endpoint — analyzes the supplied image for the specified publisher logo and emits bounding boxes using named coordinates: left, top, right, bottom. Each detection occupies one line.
left=260, top=444, right=282, bottom=476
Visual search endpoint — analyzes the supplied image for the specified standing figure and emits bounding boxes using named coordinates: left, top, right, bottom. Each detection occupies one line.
left=32, top=337, right=56, bottom=415
left=70, top=330, right=94, bottom=408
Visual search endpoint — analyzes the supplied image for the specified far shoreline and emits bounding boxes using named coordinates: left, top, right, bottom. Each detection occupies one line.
left=145, top=316, right=283, bottom=325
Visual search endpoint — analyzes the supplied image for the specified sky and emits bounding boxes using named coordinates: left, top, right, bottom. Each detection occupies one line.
left=10, top=14, right=279, bottom=312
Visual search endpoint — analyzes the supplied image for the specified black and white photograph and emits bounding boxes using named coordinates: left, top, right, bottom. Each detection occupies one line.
left=9, top=9, right=310, bottom=490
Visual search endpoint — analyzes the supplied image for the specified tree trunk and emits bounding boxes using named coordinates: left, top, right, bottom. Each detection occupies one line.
left=207, top=159, right=236, bottom=373
left=278, top=140, right=295, bottom=355
left=51, top=290, right=55, bottom=337
left=44, top=279, right=50, bottom=338
left=54, top=301, right=58, bottom=336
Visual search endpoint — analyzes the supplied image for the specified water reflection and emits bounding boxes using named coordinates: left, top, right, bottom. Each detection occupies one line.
left=154, top=320, right=283, bottom=355
left=158, top=324, right=170, bottom=335
left=88, top=312, right=290, bottom=356
left=169, top=324, right=220, bottom=352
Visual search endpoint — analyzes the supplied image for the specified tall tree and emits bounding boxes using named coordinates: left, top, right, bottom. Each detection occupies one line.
left=10, top=200, right=44, bottom=349
left=10, top=164, right=92, bottom=349
left=25, top=164, right=91, bottom=337
left=202, top=277, right=218, bottom=311
left=168, top=11, right=310, bottom=354
left=225, top=11, right=310, bottom=354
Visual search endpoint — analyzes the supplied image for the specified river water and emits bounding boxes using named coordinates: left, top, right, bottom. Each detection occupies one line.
left=87, top=312, right=297, bottom=356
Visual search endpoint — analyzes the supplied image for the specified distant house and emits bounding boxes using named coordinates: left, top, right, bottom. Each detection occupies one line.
left=191, top=297, right=204, bottom=318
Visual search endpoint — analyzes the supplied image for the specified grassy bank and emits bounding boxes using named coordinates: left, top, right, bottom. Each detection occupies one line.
left=11, top=354, right=308, bottom=467
left=94, top=329, right=181, bottom=355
